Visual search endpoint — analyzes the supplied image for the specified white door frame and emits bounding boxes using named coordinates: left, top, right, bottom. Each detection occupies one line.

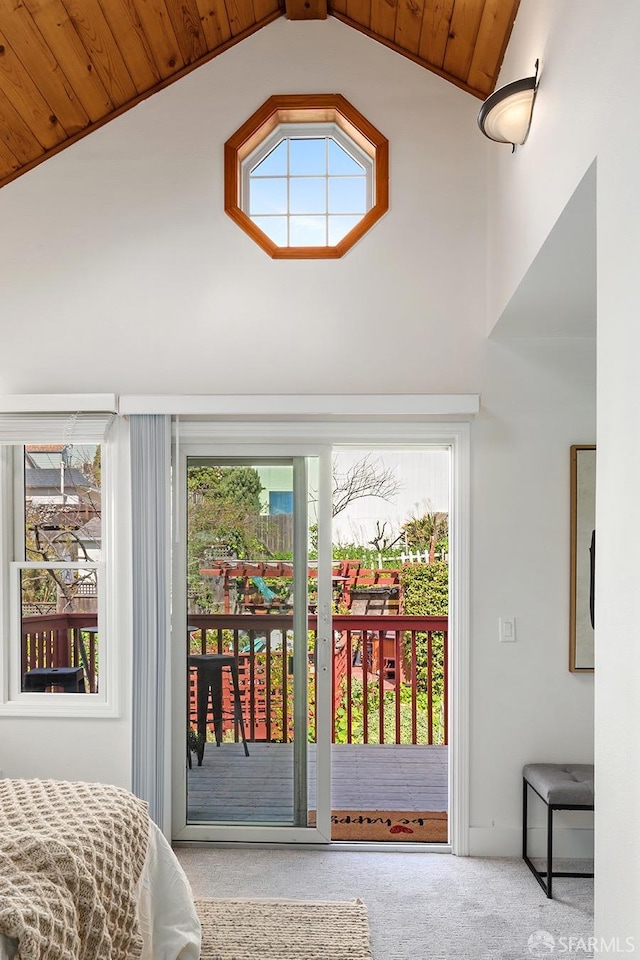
left=169, top=420, right=470, bottom=855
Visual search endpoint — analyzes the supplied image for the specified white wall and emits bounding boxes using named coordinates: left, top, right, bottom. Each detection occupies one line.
left=488, top=0, right=640, bottom=943
left=0, top=17, right=486, bottom=396
left=0, top=716, right=131, bottom=785
left=470, top=337, right=594, bottom=856
left=486, top=0, right=600, bottom=329
left=0, top=13, right=596, bottom=867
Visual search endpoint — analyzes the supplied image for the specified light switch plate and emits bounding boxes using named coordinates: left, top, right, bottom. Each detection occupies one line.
left=499, top=617, right=516, bottom=642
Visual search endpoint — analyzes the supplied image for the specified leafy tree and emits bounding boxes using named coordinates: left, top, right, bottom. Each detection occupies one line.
left=401, top=511, right=448, bottom=562
left=187, top=466, right=265, bottom=610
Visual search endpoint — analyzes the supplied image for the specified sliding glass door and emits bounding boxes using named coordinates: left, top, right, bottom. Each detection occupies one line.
left=172, top=446, right=332, bottom=842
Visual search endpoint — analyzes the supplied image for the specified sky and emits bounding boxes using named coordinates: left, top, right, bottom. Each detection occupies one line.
left=330, top=448, right=450, bottom=548
left=249, top=135, right=368, bottom=247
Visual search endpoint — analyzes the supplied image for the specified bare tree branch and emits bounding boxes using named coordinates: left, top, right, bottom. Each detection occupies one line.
left=331, top=454, right=402, bottom=517
left=368, top=520, right=405, bottom=552
left=22, top=445, right=101, bottom=610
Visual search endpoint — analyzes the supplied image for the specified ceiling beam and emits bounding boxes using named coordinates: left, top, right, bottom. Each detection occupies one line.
left=285, top=0, right=328, bottom=20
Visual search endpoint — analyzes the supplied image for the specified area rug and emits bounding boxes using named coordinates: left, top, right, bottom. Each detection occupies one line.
left=195, top=897, right=373, bottom=960
left=309, top=809, right=447, bottom=842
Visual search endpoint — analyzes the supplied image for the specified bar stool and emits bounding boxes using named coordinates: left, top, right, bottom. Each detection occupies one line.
left=23, top=666, right=85, bottom=693
left=188, top=654, right=249, bottom=764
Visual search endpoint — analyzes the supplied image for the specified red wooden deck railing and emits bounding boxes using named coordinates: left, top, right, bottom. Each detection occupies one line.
left=187, top=613, right=448, bottom=747
left=21, top=611, right=448, bottom=745
left=22, top=612, right=99, bottom=693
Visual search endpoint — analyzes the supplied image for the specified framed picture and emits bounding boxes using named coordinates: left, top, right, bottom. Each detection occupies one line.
left=570, top=444, right=596, bottom=672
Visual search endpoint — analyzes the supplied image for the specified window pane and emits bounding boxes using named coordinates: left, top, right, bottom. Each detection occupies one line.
left=252, top=216, right=288, bottom=246
left=328, top=215, right=361, bottom=245
left=20, top=568, right=99, bottom=694
left=289, top=139, right=326, bottom=176
left=328, top=177, right=367, bottom=214
left=328, top=139, right=364, bottom=175
left=25, top=444, right=102, bottom=563
left=289, top=216, right=326, bottom=246
left=269, top=490, right=294, bottom=515
left=290, top=178, right=326, bottom=215
left=252, top=140, right=287, bottom=177
left=249, top=178, right=287, bottom=215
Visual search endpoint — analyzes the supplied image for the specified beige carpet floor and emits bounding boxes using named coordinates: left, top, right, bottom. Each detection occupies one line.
left=179, top=848, right=594, bottom=960
left=195, top=897, right=372, bottom=960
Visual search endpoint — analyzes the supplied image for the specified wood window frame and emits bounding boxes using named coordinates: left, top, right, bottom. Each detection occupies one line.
left=224, top=94, right=389, bottom=259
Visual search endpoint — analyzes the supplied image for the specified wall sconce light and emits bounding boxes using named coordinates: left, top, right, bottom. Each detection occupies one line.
left=477, top=60, right=539, bottom=150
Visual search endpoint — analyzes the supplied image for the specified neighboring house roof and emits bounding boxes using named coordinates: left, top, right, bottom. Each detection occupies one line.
left=25, top=445, right=66, bottom=452
left=25, top=468, right=90, bottom=491
left=0, top=0, right=520, bottom=192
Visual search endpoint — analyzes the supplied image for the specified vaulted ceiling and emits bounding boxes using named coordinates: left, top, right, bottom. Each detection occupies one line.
left=0, top=0, right=520, bottom=190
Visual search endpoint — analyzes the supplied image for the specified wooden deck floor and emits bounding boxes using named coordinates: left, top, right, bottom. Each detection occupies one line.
left=187, top=742, right=448, bottom=824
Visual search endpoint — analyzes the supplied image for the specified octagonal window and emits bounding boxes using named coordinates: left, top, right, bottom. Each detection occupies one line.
left=246, top=127, right=370, bottom=248
left=225, top=95, right=389, bottom=259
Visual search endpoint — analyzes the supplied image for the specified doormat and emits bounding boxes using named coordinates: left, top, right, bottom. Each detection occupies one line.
left=195, top=897, right=373, bottom=960
left=309, top=810, right=447, bottom=842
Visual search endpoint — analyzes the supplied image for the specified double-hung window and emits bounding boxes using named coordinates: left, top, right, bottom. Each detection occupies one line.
left=0, top=412, right=115, bottom=715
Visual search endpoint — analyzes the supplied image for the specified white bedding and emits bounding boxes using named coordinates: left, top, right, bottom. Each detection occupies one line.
left=0, top=820, right=201, bottom=960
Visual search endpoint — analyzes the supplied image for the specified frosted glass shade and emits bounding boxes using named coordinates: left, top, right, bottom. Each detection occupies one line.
left=477, top=76, right=537, bottom=146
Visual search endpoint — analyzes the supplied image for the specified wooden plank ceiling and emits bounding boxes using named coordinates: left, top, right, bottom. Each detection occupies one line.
left=0, top=0, right=519, bottom=190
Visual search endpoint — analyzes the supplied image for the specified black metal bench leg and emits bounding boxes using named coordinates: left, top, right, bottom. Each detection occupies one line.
left=547, top=804, right=554, bottom=899
left=523, top=778, right=551, bottom=897
left=522, top=776, right=528, bottom=860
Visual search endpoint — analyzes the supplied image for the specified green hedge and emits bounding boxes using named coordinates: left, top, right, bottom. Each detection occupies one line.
left=400, top=561, right=448, bottom=616
left=399, top=561, right=448, bottom=707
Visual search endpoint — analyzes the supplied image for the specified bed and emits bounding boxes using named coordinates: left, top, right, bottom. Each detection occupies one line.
left=0, top=779, right=201, bottom=960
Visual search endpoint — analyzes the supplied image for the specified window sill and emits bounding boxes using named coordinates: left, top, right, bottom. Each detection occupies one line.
left=0, top=695, right=118, bottom=719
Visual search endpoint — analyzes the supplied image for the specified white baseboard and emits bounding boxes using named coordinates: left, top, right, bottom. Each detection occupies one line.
left=469, top=826, right=594, bottom=858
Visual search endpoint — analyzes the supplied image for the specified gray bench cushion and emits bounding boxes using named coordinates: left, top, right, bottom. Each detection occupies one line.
left=523, top=763, right=594, bottom=805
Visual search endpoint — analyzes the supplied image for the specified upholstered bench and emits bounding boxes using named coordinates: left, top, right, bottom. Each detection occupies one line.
left=522, top=763, right=594, bottom=898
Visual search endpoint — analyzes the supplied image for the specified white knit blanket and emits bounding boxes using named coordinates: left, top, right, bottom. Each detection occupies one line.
left=0, top=779, right=150, bottom=960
